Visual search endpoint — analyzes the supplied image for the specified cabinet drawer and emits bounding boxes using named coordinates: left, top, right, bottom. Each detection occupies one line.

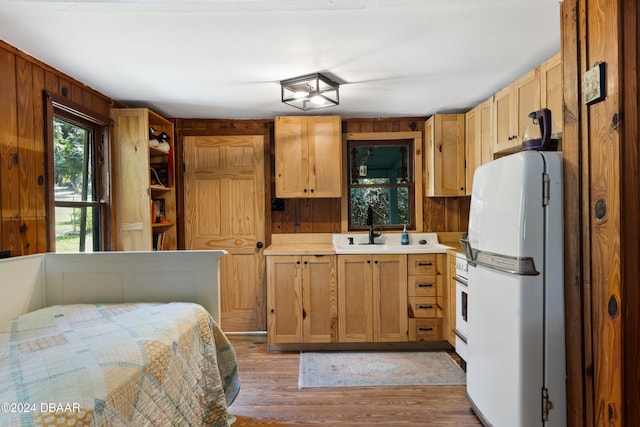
left=408, top=297, right=441, bottom=318
left=409, top=318, right=442, bottom=341
left=408, top=254, right=437, bottom=275
left=408, top=275, right=438, bottom=297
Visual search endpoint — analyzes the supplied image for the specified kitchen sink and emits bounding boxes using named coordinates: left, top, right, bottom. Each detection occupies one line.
left=332, top=233, right=452, bottom=254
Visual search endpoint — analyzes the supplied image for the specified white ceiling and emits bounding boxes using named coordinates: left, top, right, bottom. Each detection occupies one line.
left=0, top=0, right=561, bottom=120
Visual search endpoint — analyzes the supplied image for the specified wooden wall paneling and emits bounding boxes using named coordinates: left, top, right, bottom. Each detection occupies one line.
left=423, top=197, right=445, bottom=232
left=621, top=0, right=640, bottom=422
left=0, top=48, right=20, bottom=255
left=586, top=0, right=623, bottom=425
left=560, top=1, right=591, bottom=426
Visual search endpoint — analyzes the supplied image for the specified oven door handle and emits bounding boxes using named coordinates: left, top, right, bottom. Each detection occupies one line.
left=453, top=276, right=467, bottom=286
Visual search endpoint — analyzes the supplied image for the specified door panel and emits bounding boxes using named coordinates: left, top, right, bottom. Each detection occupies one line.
left=184, top=135, right=265, bottom=332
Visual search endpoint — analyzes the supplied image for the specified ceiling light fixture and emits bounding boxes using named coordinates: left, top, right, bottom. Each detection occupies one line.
left=281, top=72, right=339, bottom=111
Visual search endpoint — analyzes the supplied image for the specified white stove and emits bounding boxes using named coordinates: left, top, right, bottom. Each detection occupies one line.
left=453, top=252, right=469, bottom=369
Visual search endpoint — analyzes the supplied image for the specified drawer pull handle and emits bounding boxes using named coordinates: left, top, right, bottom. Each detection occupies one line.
left=418, top=283, right=433, bottom=288
left=419, top=327, right=434, bottom=332
left=418, top=305, right=433, bottom=310
left=418, top=262, right=433, bottom=267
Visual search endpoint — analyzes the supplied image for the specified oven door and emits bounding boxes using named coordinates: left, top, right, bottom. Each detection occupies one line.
left=455, top=279, right=468, bottom=337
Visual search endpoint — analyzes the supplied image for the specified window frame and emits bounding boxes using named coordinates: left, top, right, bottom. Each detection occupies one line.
left=44, top=91, right=112, bottom=251
left=341, top=131, right=424, bottom=233
left=347, top=139, right=415, bottom=231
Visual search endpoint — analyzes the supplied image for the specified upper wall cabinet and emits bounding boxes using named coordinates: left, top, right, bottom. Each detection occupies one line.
left=275, top=116, right=342, bottom=198
left=493, top=68, right=541, bottom=154
left=465, top=97, right=494, bottom=195
left=425, top=114, right=466, bottom=197
left=540, top=52, right=563, bottom=137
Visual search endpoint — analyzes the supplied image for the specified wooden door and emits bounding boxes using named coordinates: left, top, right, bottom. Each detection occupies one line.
left=307, top=116, right=342, bottom=197
left=274, top=116, right=308, bottom=197
left=515, top=67, right=541, bottom=142
left=184, top=135, right=266, bottom=332
left=266, top=256, right=302, bottom=343
left=302, top=255, right=338, bottom=343
left=540, top=53, right=563, bottom=135
left=493, top=83, right=516, bottom=152
left=338, top=254, right=373, bottom=342
left=479, top=97, right=495, bottom=165
left=465, top=106, right=480, bottom=195
left=428, top=114, right=466, bottom=196
left=372, top=254, right=408, bottom=342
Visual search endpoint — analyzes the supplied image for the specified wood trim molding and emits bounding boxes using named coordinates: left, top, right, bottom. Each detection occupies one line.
left=340, top=131, right=423, bottom=233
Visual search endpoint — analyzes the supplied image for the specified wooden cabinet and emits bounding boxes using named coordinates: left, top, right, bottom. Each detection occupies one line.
left=445, top=252, right=457, bottom=346
left=493, top=68, right=541, bottom=154
left=111, top=108, right=176, bottom=251
left=338, top=254, right=408, bottom=342
left=465, top=97, right=494, bottom=194
left=266, top=254, right=338, bottom=344
left=425, top=114, right=466, bottom=196
left=274, top=115, right=342, bottom=198
left=540, top=52, right=563, bottom=137
left=407, top=254, right=445, bottom=341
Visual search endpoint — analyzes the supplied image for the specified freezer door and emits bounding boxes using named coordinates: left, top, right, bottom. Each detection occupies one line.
left=468, top=151, right=545, bottom=260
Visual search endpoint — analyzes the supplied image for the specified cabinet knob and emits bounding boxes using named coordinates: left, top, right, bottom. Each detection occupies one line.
left=256, top=241, right=264, bottom=249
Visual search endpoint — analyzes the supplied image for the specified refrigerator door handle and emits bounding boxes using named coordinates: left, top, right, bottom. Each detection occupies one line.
left=474, top=250, right=540, bottom=276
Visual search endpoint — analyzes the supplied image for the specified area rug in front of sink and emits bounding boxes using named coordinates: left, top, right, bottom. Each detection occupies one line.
left=298, top=351, right=466, bottom=388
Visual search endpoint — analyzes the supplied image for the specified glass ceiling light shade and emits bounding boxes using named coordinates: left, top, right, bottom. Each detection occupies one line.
left=281, top=73, right=339, bottom=111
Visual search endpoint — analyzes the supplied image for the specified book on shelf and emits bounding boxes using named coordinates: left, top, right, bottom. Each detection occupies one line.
left=151, top=199, right=165, bottom=223
left=153, top=232, right=166, bottom=251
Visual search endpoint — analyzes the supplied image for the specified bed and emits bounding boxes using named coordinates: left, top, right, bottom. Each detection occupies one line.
left=0, top=251, right=240, bottom=427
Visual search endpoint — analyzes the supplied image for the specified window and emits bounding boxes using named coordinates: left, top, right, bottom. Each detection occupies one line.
left=347, top=139, right=415, bottom=231
left=45, top=92, right=111, bottom=252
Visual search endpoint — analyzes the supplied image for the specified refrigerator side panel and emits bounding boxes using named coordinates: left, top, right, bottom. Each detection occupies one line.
left=541, top=152, right=567, bottom=426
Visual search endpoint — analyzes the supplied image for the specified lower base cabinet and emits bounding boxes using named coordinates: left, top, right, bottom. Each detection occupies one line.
left=337, top=254, right=408, bottom=342
left=266, top=255, right=337, bottom=344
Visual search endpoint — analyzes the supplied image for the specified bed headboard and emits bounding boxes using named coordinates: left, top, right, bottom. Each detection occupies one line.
left=0, top=250, right=226, bottom=324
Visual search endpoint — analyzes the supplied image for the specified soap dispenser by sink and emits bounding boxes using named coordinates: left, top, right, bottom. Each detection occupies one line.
left=401, top=224, right=409, bottom=245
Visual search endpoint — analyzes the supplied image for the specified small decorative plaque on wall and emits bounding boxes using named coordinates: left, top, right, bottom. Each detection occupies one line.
left=583, top=62, right=606, bottom=105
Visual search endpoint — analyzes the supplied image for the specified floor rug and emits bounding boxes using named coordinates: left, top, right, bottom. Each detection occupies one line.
left=298, top=351, right=466, bottom=388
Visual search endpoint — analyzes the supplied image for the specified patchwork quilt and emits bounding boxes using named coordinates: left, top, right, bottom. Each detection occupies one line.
left=0, top=303, right=240, bottom=426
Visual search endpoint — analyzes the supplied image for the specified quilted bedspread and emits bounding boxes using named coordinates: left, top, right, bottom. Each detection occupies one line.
left=0, top=303, right=240, bottom=426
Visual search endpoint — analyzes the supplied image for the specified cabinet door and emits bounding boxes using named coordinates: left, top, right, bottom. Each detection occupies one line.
left=307, top=116, right=342, bottom=197
left=302, top=255, right=338, bottom=343
left=540, top=53, right=562, bottom=136
left=493, top=83, right=516, bottom=153
left=274, top=116, right=309, bottom=197
left=516, top=67, right=541, bottom=143
left=479, top=97, right=495, bottom=165
left=446, top=253, right=457, bottom=346
left=112, top=108, right=153, bottom=251
left=338, top=254, right=373, bottom=342
left=426, top=114, right=466, bottom=196
left=372, top=254, right=408, bottom=342
left=465, top=106, right=481, bottom=195
left=267, top=256, right=303, bottom=343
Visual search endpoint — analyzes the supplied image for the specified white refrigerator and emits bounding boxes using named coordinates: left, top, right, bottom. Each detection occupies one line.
left=464, top=151, right=566, bottom=426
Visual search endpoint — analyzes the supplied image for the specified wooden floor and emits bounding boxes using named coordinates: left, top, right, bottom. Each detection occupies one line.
left=227, top=334, right=482, bottom=426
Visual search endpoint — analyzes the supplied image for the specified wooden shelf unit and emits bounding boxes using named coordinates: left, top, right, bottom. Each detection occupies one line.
left=112, top=107, right=177, bottom=251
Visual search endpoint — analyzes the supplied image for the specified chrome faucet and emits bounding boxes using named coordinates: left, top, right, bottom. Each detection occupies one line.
left=367, top=205, right=381, bottom=244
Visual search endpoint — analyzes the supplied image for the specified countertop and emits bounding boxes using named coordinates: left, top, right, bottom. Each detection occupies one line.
left=264, top=232, right=465, bottom=256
